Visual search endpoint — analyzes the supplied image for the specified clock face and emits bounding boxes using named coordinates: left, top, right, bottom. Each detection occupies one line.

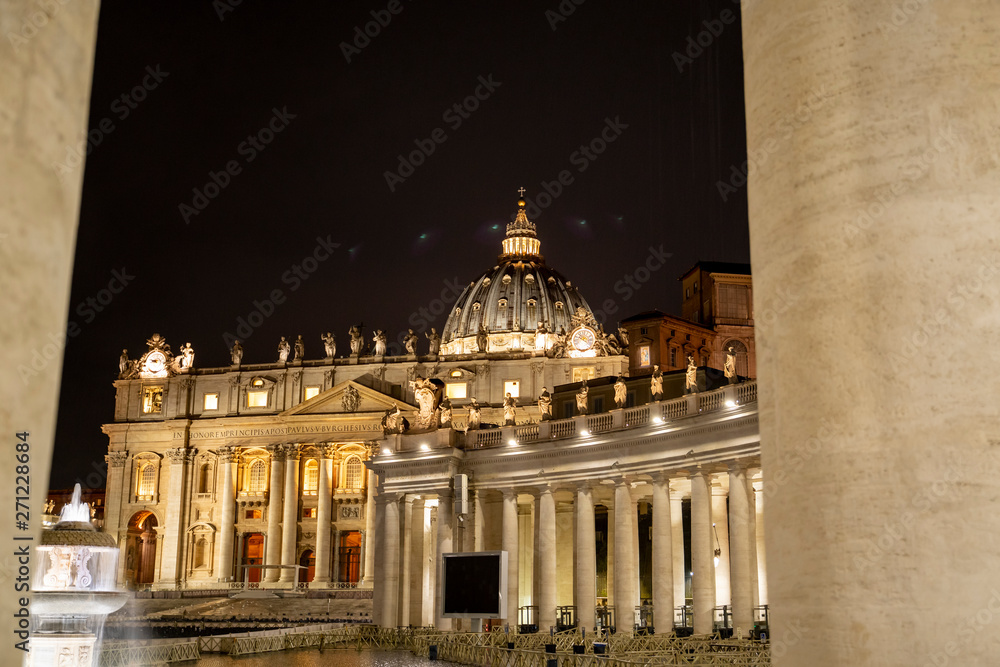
left=142, top=350, right=167, bottom=377
left=571, top=327, right=596, bottom=351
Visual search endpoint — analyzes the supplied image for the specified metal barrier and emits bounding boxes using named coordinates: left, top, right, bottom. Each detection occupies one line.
left=100, top=639, right=200, bottom=666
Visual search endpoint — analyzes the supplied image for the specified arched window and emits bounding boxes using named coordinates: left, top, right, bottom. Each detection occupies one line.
left=137, top=463, right=156, bottom=497
left=198, top=464, right=211, bottom=493
left=343, top=456, right=363, bottom=490
left=303, top=459, right=318, bottom=495
left=194, top=537, right=208, bottom=568
left=247, top=459, right=267, bottom=494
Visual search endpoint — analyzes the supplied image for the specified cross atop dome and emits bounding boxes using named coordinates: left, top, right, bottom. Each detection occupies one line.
left=503, top=188, right=541, bottom=259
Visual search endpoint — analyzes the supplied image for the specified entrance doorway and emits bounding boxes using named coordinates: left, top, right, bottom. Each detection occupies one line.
left=338, top=531, right=361, bottom=584
left=243, top=533, right=264, bottom=583
left=299, top=549, right=316, bottom=583
left=126, top=511, right=158, bottom=587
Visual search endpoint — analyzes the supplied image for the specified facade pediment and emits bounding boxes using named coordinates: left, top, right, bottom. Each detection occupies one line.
left=281, top=380, right=415, bottom=416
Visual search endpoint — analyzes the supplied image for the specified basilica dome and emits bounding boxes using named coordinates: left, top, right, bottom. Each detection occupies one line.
left=440, top=195, right=601, bottom=356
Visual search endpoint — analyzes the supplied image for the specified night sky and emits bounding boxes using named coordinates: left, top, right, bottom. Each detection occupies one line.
left=52, top=0, right=750, bottom=489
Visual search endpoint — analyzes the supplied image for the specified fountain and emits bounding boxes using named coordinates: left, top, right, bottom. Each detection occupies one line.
left=30, top=484, right=128, bottom=666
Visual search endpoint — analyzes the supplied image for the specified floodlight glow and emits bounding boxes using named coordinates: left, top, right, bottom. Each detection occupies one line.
left=508, top=439, right=517, bottom=446
left=725, top=399, right=736, bottom=408
left=580, top=430, right=590, bottom=437
left=653, top=416, right=664, bottom=424
left=420, top=443, right=430, bottom=451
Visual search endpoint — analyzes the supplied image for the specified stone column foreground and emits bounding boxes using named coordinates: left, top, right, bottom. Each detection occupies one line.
left=742, top=2, right=1000, bottom=664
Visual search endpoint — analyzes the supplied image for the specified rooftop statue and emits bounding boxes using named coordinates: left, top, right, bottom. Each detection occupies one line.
left=651, top=364, right=663, bottom=401
left=373, top=329, right=388, bottom=356
left=617, top=326, right=629, bottom=346
left=503, top=392, right=517, bottom=425
left=277, top=336, right=291, bottom=363
left=537, top=388, right=553, bottom=421
left=466, top=398, right=482, bottom=431
left=381, top=403, right=405, bottom=436
left=293, top=335, right=305, bottom=361
left=349, top=325, right=363, bottom=355
left=725, top=346, right=738, bottom=385
left=321, top=332, right=336, bottom=359
left=439, top=398, right=453, bottom=428
left=118, top=349, right=131, bottom=378
left=231, top=340, right=244, bottom=365
left=476, top=325, right=488, bottom=353
left=178, top=342, right=195, bottom=370
left=685, top=355, right=698, bottom=394
left=576, top=378, right=589, bottom=415
left=404, top=329, right=419, bottom=355
left=614, top=373, right=627, bottom=408
left=426, top=328, right=441, bottom=356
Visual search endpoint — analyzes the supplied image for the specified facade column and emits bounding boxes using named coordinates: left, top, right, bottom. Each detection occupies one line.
left=690, top=471, right=714, bottom=635
left=409, top=497, right=426, bottom=625
left=728, top=465, right=752, bottom=636
left=606, top=500, right=615, bottom=608
left=331, top=528, right=341, bottom=583
left=712, top=481, right=731, bottom=608
left=158, top=448, right=192, bottom=587
left=104, top=452, right=128, bottom=546
left=574, top=483, right=596, bottom=632
left=755, top=485, right=767, bottom=606
left=217, top=447, right=237, bottom=582
left=536, top=485, right=557, bottom=632
left=371, top=492, right=386, bottom=627
left=424, top=502, right=437, bottom=626
left=313, top=446, right=333, bottom=584
left=501, top=490, right=519, bottom=622
left=747, top=478, right=760, bottom=610
left=398, top=494, right=414, bottom=627
left=670, top=490, right=686, bottom=614
left=435, top=490, right=454, bottom=630
left=613, top=478, right=635, bottom=633
left=381, top=493, right=401, bottom=628
left=361, top=468, right=376, bottom=587
left=651, top=475, right=673, bottom=635
left=264, top=444, right=284, bottom=583
left=278, top=447, right=300, bottom=583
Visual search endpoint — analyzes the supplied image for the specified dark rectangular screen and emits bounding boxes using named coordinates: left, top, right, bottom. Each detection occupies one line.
left=442, top=553, right=502, bottom=616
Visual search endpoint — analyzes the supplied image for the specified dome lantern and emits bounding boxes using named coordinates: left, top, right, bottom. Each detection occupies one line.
left=501, top=188, right=542, bottom=259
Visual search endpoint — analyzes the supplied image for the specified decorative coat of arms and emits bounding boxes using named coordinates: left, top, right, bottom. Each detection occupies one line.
left=342, top=385, right=361, bottom=413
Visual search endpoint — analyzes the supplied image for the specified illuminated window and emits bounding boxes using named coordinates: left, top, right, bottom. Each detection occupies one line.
left=669, top=348, right=677, bottom=367
left=498, top=298, right=508, bottom=308
left=450, top=370, right=463, bottom=378
left=304, top=386, right=320, bottom=401
left=472, top=302, right=481, bottom=311
left=142, top=386, right=163, bottom=414
left=344, top=456, right=363, bottom=490
left=302, top=507, right=317, bottom=519
left=137, top=463, right=156, bottom=497
left=203, top=393, right=219, bottom=411
left=303, top=459, right=318, bottom=495
left=248, top=389, right=268, bottom=408
left=503, top=380, right=520, bottom=398
left=572, top=367, right=596, bottom=383
left=554, top=301, right=564, bottom=311
left=446, top=382, right=468, bottom=399
left=639, top=345, right=651, bottom=367
left=245, top=509, right=262, bottom=520
left=247, top=459, right=267, bottom=494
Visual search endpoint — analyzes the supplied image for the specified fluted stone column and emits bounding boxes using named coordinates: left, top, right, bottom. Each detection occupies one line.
left=501, top=490, right=519, bottom=621
left=398, top=495, right=414, bottom=626
left=313, top=447, right=333, bottom=584
left=711, top=484, right=731, bottom=608
left=670, top=491, right=686, bottom=614
left=690, top=471, right=714, bottom=635
left=361, top=468, right=376, bottom=587
left=278, top=447, right=300, bottom=583
left=651, top=476, right=673, bottom=634
left=435, top=490, right=454, bottom=630
left=536, top=486, right=557, bottom=632
left=264, top=445, right=285, bottom=583
left=217, top=447, right=237, bottom=582
left=744, top=1, right=1000, bottom=663
left=728, top=466, right=752, bottom=635
left=575, top=483, right=596, bottom=631
left=381, top=493, right=401, bottom=628
left=613, top=479, right=635, bottom=633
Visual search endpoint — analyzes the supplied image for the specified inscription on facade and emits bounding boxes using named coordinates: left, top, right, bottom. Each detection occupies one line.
left=173, top=423, right=380, bottom=439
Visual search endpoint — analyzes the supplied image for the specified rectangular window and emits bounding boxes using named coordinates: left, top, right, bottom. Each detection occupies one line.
left=503, top=380, right=520, bottom=398
left=244, top=509, right=262, bottom=520
left=142, top=386, right=163, bottom=414
left=247, top=390, right=268, bottom=408
left=302, top=507, right=317, bottom=519
left=639, top=346, right=651, bottom=367
left=304, top=386, right=320, bottom=401
left=718, top=284, right=750, bottom=320
left=593, top=396, right=604, bottom=413
left=446, top=382, right=468, bottom=399
left=572, top=367, right=595, bottom=383
left=669, top=348, right=677, bottom=367
left=563, top=402, right=575, bottom=419
left=203, top=393, right=219, bottom=411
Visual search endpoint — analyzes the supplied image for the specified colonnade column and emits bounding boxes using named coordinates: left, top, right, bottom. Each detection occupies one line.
left=690, top=470, right=714, bottom=635
left=670, top=489, right=686, bottom=613
left=606, top=500, right=614, bottom=608
left=217, top=446, right=237, bottom=582
left=381, top=493, right=400, bottom=628
left=501, top=490, right=519, bottom=623
left=613, top=478, right=635, bottom=633
left=574, top=483, right=596, bottom=632
left=278, top=447, right=300, bottom=583
left=537, top=485, right=557, bottom=632
left=754, top=486, right=767, bottom=606
left=711, top=482, right=731, bottom=608
left=651, top=475, right=673, bottom=634
left=264, top=444, right=285, bottom=583
left=747, top=479, right=759, bottom=609
left=728, top=465, right=752, bottom=635
left=361, top=468, right=376, bottom=587
left=435, top=490, right=454, bottom=630
left=398, top=495, right=414, bottom=627
left=371, top=492, right=386, bottom=627
left=313, top=446, right=333, bottom=584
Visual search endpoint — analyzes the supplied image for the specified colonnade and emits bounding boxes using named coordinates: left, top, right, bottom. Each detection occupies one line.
left=373, top=465, right=766, bottom=635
